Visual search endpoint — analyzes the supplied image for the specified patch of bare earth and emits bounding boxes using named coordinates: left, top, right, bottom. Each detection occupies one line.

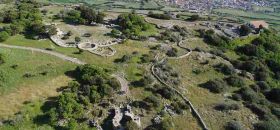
left=0, top=75, right=72, bottom=119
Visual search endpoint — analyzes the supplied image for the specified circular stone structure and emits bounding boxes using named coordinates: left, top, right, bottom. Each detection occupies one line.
left=78, top=42, right=98, bottom=51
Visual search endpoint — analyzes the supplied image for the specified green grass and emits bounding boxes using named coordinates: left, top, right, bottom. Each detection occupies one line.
left=0, top=100, right=54, bottom=130
left=0, top=48, right=76, bottom=94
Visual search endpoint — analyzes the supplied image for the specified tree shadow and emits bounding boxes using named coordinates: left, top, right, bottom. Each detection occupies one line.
left=32, top=97, right=58, bottom=126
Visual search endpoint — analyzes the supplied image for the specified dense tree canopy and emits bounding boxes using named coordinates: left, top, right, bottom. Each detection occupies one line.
left=64, top=6, right=105, bottom=25
left=0, top=0, right=56, bottom=39
left=46, top=64, right=120, bottom=129
left=116, top=13, right=154, bottom=37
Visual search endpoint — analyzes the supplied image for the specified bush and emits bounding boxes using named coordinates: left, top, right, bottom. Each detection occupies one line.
left=75, top=36, right=81, bottom=43
left=266, top=88, right=280, bottom=103
left=256, top=81, right=270, bottom=92
left=254, top=120, right=280, bottom=130
left=188, top=14, right=200, bottom=21
left=0, top=31, right=10, bottom=42
left=215, top=103, right=240, bottom=111
left=231, top=93, right=242, bottom=101
left=239, top=87, right=259, bottom=103
left=201, top=79, right=228, bottom=93
left=215, top=63, right=235, bottom=75
left=67, top=31, right=73, bottom=36
left=255, top=71, right=269, bottom=81
left=145, top=95, right=161, bottom=107
left=225, top=75, right=245, bottom=87
left=239, top=24, right=251, bottom=36
left=166, top=48, right=178, bottom=57
left=225, top=121, right=243, bottom=130
left=148, top=11, right=171, bottom=20
left=271, top=107, right=280, bottom=118
left=61, top=35, right=69, bottom=40
left=156, top=87, right=175, bottom=99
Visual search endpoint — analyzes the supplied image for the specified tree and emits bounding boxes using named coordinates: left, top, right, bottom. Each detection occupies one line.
left=75, top=36, right=81, bottom=43
left=96, top=12, right=106, bottom=23
left=239, top=24, right=251, bottom=36
left=65, top=10, right=82, bottom=24
left=0, top=31, right=10, bottom=42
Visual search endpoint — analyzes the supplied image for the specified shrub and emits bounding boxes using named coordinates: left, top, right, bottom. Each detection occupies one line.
left=266, top=88, right=280, bottom=103
left=239, top=24, right=251, bottom=36
left=255, top=71, right=269, bottom=81
left=215, top=103, right=240, bottom=111
left=239, top=87, right=259, bottom=103
left=145, top=95, right=161, bottom=107
left=271, top=107, right=280, bottom=118
left=215, top=63, right=235, bottom=75
left=148, top=11, right=171, bottom=20
left=201, top=79, right=228, bottom=93
left=156, top=87, right=175, bottom=99
left=246, top=103, right=269, bottom=118
left=256, top=81, right=270, bottom=92
left=114, top=55, right=131, bottom=63
left=0, top=31, right=10, bottom=42
left=75, top=36, right=81, bottom=43
left=225, top=75, right=245, bottom=87
left=231, top=93, right=242, bottom=101
left=188, top=14, right=200, bottom=21
left=236, top=44, right=258, bottom=56
left=166, top=48, right=178, bottom=57
left=225, top=121, right=243, bottom=130
left=67, top=31, right=73, bottom=36
left=61, top=35, right=69, bottom=40
left=254, top=120, right=280, bottom=130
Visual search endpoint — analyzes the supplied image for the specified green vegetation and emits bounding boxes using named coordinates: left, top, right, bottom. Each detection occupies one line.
left=148, top=11, right=171, bottom=20
left=0, top=48, right=75, bottom=94
left=60, top=5, right=105, bottom=24
left=0, top=0, right=56, bottom=40
left=46, top=65, right=120, bottom=129
left=116, top=13, right=157, bottom=39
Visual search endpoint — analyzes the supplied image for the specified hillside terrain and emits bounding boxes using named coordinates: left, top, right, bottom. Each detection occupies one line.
left=0, top=0, right=279, bottom=130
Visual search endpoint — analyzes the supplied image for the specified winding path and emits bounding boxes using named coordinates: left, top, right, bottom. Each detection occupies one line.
left=0, top=44, right=86, bottom=65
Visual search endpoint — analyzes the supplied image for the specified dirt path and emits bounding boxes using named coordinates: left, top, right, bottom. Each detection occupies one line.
left=0, top=44, right=86, bottom=65
left=0, top=76, right=72, bottom=120
left=112, top=73, right=130, bottom=95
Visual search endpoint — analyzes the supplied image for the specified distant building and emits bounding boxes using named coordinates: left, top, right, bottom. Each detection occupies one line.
left=249, top=20, right=269, bottom=29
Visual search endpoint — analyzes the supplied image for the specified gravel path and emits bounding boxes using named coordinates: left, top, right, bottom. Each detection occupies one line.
left=0, top=43, right=86, bottom=65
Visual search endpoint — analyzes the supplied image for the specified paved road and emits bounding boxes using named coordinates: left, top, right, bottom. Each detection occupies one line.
left=0, top=43, right=86, bottom=65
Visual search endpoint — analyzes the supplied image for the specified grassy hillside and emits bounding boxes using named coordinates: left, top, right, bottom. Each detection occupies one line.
left=0, top=48, right=76, bottom=119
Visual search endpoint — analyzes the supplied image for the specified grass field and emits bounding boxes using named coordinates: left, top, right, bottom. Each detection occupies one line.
left=0, top=48, right=76, bottom=119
